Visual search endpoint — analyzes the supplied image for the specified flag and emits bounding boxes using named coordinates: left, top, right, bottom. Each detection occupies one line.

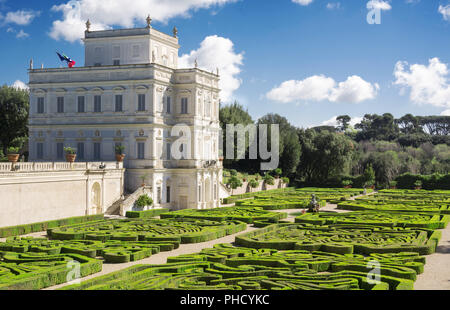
left=56, top=52, right=76, bottom=68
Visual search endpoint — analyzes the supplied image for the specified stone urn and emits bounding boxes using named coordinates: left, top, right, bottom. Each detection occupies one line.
left=65, top=154, right=77, bottom=163
left=115, top=154, right=126, bottom=162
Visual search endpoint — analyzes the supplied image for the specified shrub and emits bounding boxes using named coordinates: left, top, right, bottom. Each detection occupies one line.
left=263, top=174, right=275, bottom=185
left=136, top=195, right=153, bottom=208
left=115, top=145, right=125, bottom=154
left=229, top=169, right=238, bottom=177
left=248, top=179, right=259, bottom=189
left=342, top=180, right=353, bottom=187
left=227, top=176, right=242, bottom=189
left=7, top=146, right=20, bottom=154
left=64, top=147, right=76, bottom=155
left=281, top=177, right=290, bottom=184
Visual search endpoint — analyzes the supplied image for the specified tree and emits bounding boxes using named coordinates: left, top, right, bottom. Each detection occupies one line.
left=355, top=113, right=399, bottom=142
left=258, top=114, right=301, bottom=176
left=363, top=163, right=376, bottom=186
left=336, top=115, right=351, bottom=132
left=219, top=101, right=254, bottom=169
left=296, top=129, right=354, bottom=183
left=0, top=85, right=29, bottom=155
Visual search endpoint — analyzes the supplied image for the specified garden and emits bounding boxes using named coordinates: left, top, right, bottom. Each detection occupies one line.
left=0, top=187, right=449, bottom=290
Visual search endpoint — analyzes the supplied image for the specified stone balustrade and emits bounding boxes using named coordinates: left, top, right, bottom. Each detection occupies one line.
left=0, top=162, right=123, bottom=173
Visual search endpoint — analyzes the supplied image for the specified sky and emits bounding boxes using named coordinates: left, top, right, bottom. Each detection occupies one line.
left=0, top=0, right=449, bottom=128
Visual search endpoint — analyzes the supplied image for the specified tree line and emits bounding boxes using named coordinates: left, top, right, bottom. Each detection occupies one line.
left=220, top=102, right=450, bottom=189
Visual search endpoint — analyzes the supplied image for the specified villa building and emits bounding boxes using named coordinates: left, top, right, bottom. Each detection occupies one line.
left=27, top=18, right=223, bottom=210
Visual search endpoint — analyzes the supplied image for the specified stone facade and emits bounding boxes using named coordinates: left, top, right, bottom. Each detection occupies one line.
left=0, top=162, right=124, bottom=227
left=27, top=25, right=223, bottom=210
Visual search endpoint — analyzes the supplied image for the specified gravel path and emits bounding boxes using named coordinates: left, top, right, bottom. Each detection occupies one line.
left=412, top=224, right=450, bottom=290
left=44, top=224, right=259, bottom=290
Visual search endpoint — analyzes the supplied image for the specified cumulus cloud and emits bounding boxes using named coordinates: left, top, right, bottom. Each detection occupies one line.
left=394, top=58, right=450, bottom=108
left=11, top=80, right=29, bottom=90
left=441, top=109, right=450, bottom=116
left=366, top=0, right=392, bottom=11
left=16, top=29, right=29, bottom=38
left=179, top=35, right=244, bottom=103
left=49, top=0, right=237, bottom=42
left=439, top=5, right=450, bottom=21
left=2, top=10, right=39, bottom=26
left=292, top=0, right=314, bottom=5
left=321, top=115, right=363, bottom=127
left=266, top=75, right=379, bottom=104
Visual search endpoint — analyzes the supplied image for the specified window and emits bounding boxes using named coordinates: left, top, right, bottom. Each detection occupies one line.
left=94, top=63, right=102, bottom=67
left=77, top=143, right=85, bottom=160
left=137, top=142, right=145, bottom=159
left=113, top=59, right=120, bottom=66
left=93, top=143, right=101, bottom=160
left=133, top=45, right=140, bottom=58
left=112, top=46, right=120, bottom=61
left=37, top=97, right=44, bottom=114
left=115, top=95, right=123, bottom=112
left=166, top=143, right=171, bottom=160
left=157, top=187, right=162, bottom=204
left=181, top=98, right=188, bottom=114
left=37, top=143, right=44, bottom=159
left=166, top=186, right=171, bottom=203
left=166, top=97, right=171, bottom=114
left=94, top=95, right=102, bottom=112
left=138, top=94, right=146, bottom=111
left=57, top=97, right=64, bottom=113
left=205, top=101, right=211, bottom=117
left=214, top=184, right=218, bottom=200
left=56, top=143, right=64, bottom=159
left=77, top=96, right=85, bottom=113
left=198, top=186, right=202, bottom=201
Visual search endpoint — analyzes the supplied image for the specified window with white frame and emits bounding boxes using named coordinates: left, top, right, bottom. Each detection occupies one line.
left=181, top=98, right=188, bottom=114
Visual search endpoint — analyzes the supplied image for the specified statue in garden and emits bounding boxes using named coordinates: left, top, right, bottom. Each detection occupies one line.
left=308, top=194, right=320, bottom=213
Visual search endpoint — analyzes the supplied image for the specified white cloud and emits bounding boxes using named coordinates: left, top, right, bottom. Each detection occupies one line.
left=49, top=0, right=237, bottom=42
left=16, top=29, right=29, bottom=38
left=179, top=35, right=244, bottom=103
left=266, top=75, right=378, bottom=104
left=439, top=5, right=450, bottom=21
left=11, top=80, right=29, bottom=90
left=394, top=58, right=450, bottom=108
left=441, top=109, right=450, bottom=116
left=326, top=2, right=341, bottom=10
left=3, top=10, right=39, bottom=26
left=366, top=0, right=392, bottom=11
left=292, top=0, right=314, bottom=5
left=321, top=116, right=363, bottom=127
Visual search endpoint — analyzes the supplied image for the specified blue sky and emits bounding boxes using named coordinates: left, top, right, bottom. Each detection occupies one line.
left=0, top=0, right=449, bottom=128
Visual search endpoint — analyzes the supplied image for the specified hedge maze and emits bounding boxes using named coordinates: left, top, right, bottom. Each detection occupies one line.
left=0, top=187, right=448, bottom=290
left=233, top=187, right=369, bottom=210
left=235, top=223, right=441, bottom=255
left=160, top=207, right=286, bottom=223
left=0, top=250, right=102, bottom=290
left=295, top=212, right=450, bottom=229
left=62, top=243, right=425, bottom=290
left=47, top=218, right=246, bottom=243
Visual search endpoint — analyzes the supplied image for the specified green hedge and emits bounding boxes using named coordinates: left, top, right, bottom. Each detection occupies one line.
left=0, top=214, right=104, bottom=238
left=395, top=173, right=450, bottom=190
left=62, top=243, right=422, bottom=290
left=126, top=208, right=170, bottom=218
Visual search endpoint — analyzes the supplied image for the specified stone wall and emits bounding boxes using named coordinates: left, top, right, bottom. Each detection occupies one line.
left=0, top=162, right=124, bottom=228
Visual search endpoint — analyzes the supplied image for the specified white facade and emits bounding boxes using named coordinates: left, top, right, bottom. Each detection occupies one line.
left=28, top=25, right=222, bottom=210
left=0, top=162, right=124, bottom=227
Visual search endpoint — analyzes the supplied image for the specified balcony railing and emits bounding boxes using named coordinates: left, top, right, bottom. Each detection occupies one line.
left=0, top=162, right=123, bottom=173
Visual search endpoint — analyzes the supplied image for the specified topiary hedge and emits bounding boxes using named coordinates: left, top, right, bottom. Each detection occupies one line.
left=126, top=208, right=170, bottom=219
left=0, top=214, right=104, bottom=238
left=62, top=243, right=424, bottom=290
